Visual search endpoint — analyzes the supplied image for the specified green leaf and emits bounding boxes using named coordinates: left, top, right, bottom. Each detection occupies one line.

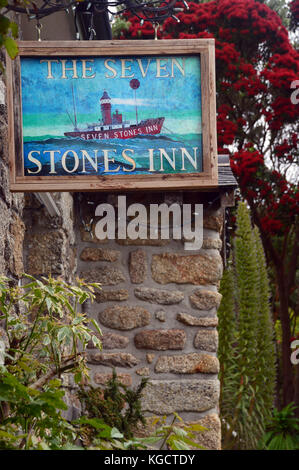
left=137, top=436, right=162, bottom=445
left=110, top=427, right=124, bottom=439
left=91, top=335, right=101, bottom=349
left=76, top=417, right=109, bottom=430
left=37, top=441, right=51, bottom=450
left=42, top=335, right=51, bottom=346
left=172, top=426, right=188, bottom=438
left=0, top=15, right=10, bottom=34
left=79, top=292, right=89, bottom=304
left=36, top=390, right=67, bottom=410
left=179, top=436, right=205, bottom=450
left=57, top=326, right=70, bottom=342
left=0, top=429, right=20, bottom=441
left=48, top=378, right=62, bottom=388
left=188, top=423, right=208, bottom=433
left=60, top=443, right=83, bottom=450
left=61, top=298, right=75, bottom=315
left=167, top=435, right=190, bottom=450
left=90, top=318, right=102, bottom=335
left=74, top=371, right=82, bottom=384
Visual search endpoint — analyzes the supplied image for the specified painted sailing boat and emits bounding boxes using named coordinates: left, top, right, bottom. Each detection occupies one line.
left=64, top=80, right=165, bottom=140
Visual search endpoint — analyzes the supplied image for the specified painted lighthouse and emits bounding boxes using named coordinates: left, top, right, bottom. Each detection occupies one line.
left=100, top=91, right=112, bottom=126
left=64, top=83, right=165, bottom=140
left=100, top=91, right=123, bottom=127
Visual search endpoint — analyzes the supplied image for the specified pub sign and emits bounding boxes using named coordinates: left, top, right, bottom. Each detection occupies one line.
left=7, top=39, right=218, bottom=192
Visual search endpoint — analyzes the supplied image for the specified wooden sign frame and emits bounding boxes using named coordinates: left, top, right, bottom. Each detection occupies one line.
left=7, top=39, right=218, bottom=192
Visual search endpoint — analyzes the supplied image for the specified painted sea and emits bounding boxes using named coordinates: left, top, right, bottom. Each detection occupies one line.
left=23, top=133, right=203, bottom=175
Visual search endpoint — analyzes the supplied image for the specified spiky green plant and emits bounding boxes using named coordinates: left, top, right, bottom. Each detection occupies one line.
left=218, top=258, right=238, bottom=423
left=253, top=227, right=276, bottom=423
left=219, top=202, right=276, bottom=449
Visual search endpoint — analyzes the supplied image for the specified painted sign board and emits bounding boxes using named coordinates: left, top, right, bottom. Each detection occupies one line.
left=7, top=40, right=218, bottom=192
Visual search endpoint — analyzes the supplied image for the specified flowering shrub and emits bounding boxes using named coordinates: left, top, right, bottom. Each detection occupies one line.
left=117, top=0, right=299, bottom=410
left=119, top=0, right=299, bottom=234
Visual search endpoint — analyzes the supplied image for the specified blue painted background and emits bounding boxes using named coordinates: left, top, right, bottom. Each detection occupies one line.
left=21, top=55, right=203, bottom=176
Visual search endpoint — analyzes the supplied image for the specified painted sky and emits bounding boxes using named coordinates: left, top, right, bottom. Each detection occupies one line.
left=20, top=55, right=202, bottom=137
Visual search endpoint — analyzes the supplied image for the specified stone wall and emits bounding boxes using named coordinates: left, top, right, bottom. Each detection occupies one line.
left=0, top=70, right=76, bottom=283
left=0, top=79, right=25, bottom=279
left=23, top=192, right=76, bottom=282
left=22, top=192, right=78, bottom=417
left=0, top=73, right=225, bottom=446
left=75, top=192, right=224, bottom=450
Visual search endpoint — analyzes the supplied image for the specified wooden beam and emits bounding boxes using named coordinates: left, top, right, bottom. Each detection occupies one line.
left=34, top=192, right=60, bottom=217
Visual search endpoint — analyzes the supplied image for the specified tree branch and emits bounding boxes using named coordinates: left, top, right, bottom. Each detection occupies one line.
left=250, top=204, right=281, bottom=268
left=287, top=220, right=299, bottom=297
left=30, top=355, right=81, bottom=390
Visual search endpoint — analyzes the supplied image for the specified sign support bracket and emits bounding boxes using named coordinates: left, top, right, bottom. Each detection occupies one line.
left=34, top=193, right=61, bottom=217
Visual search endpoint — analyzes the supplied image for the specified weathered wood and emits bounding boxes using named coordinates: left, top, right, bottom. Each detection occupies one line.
left=12, top=57, right=23, bottom=177
left=208, top=42, right=218, bottom=183
left=12, top=178, right=219, bottom=192
left=17, top=39, right=215, bottom=56
left=11, top=155, right=237, bottom=193
left=6, top=52, right=16, bottom=185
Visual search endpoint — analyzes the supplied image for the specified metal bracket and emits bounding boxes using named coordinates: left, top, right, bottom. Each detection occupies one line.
left=220, top=190, right=235, bottom=208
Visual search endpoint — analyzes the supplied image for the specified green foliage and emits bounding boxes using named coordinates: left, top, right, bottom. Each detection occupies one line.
left=0, top=0, right=18, bottom=71
left=146, top=413, right=207, bottom=450
left=253, top=227, right=277, bottom=420
left=218, top=202, right=276, bottom=449
left=74, top=412, right=206, bottom=450
left=76, top=371, right=207, bottom=450
left=0, top=274, right=102, bottom=385
left=218, top=258, right=239, bottom=426
left=74, top=416, right=151, bottom=450
left=0, top=275, right=209, bottom=451
left=112, top=18, right=131, bottom=38
left=77, top=369, right=148, bottom=440
left=0, top=274, right=102, bottom=449
left=259, top=403, right=299, bottom=450
left=0, top=372, right=76, bottom=449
